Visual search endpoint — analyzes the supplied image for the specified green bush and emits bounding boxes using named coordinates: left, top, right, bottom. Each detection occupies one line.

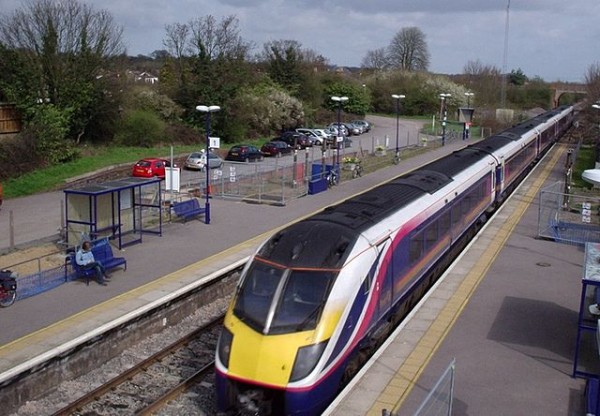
left=116, top=109, right=167, bottom=147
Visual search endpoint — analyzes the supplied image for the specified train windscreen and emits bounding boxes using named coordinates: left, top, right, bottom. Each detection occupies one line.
left=233, top=260, right=335, bottom=335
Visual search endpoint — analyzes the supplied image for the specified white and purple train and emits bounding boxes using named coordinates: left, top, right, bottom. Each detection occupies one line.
left=215, top=106, right=575, bottom=415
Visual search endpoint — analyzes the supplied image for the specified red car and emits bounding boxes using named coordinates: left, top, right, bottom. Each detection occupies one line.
left=261, top=141, right=292, bottom=157
left=132, top=158, right=172, bottom=179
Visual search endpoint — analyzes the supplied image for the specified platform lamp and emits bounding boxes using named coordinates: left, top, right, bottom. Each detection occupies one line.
left=593, top=103, right=600, bottom=141
left=331, top=96, right=348, bottom=168
left=464, top=92, right=475, bottom=139
left=465, top=92, right=474, bottom=108
left=439, top=93, right=451, bottom=146
left=392, top=94, right=405, bottom=160
left=195, top=105, right=220, bottom=225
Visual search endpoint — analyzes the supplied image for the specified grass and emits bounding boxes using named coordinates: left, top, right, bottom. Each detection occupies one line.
left=4, top=138, right=273, bottom=199
left=4, top=144, right=204, bottom=198
left=572, top=145, right=596, bottom=189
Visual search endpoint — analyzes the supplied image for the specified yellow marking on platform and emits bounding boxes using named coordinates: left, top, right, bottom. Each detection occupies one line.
left=367, top=145, right=566, bottom=416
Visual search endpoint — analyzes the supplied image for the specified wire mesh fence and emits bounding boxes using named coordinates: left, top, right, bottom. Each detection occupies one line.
left=538, top=181, right=600, bottom=246
left=382, top=358, right=455, bottom=416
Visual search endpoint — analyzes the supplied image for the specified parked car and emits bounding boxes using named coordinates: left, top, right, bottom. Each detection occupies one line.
left=327, top=123, right=349, bottom=137
left=261, top=141, right=292, bottom=157
left=132, top=158, right=172, bottom=179
left=351, top=119, right=371, bottom=132
left=277, top=131, right=314, bottom=149
left=312, top=128, right=333, bottom=144
left=225, top=145, right=263, bottom=162
left=184, top=150, right=223, bottom=170
left=295, top=128, right=324, bottom=146
left=344, top=122, right=361, bottom=136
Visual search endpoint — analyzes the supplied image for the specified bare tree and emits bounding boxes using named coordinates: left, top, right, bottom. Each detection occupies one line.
left=462, top=59, right=502, bottom=107
left=387, top=27, right=430, bottom=71
left=585, top=63, right=600, bottom=103
left=188, top=15, right=251, bottom=60
left=361, top=48, right=389, bottom=70
left=164, top=22, right=191, bottom=59
left=0, top=0, right=124, bottom=142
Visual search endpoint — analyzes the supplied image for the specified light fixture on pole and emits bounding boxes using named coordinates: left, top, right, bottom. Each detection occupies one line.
left=593, top=103, right=600, bottom=141
left=464, top=92, right=475, bottom=139
left=195, top=105, right=220, bottom=225
left=465, top=92, right=474, bottom=108
left=331, top=96, right=348, bottom=171
left=391, top=94, right=405, bottom=164
left=439, top=93, right=451, bottom=146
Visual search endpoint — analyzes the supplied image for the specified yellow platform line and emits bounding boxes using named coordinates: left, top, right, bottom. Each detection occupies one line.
left=367, top=145, right=566, bottom=415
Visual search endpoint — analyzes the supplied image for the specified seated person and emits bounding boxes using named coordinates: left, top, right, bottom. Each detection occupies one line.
left=75, top=241, right=110, bottom=286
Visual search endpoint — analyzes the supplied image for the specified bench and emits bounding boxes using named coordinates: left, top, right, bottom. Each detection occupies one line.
left=67, top=238, right=127, bottom=285
left=172, top=198, right=205, bottom=222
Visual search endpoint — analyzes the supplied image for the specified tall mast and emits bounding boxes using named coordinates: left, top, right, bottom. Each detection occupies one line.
left=501, top=0, right=510, bottom=108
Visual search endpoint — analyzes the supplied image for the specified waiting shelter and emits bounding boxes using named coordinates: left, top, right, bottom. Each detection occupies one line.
left=64, top=177, right=163, bottom=249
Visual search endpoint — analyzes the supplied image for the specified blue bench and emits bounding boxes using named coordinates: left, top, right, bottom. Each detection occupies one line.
left=172, top=199, right=205, bottom=222
left=67, top=239, right=127, bottom=285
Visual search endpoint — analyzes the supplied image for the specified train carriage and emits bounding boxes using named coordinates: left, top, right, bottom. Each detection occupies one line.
left=215, top=106, right=574, bottom=416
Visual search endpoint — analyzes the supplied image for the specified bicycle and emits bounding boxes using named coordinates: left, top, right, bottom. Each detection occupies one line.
left=352, top=162, right=363, bottom=178
left=326, top=167, right=339, bottom=188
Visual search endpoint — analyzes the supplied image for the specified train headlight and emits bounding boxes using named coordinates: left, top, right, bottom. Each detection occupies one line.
left=217, top=327, right=234, bottom=368
left=290, top=340, right=327, bottom=382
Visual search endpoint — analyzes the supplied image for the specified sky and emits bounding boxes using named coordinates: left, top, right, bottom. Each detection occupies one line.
left=1, top=0, right=599, bottom=83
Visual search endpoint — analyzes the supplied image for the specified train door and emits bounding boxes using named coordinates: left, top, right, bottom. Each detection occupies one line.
left=376, top=239, right=393, bottom=320
left=495, top=160, right=504, bottom=199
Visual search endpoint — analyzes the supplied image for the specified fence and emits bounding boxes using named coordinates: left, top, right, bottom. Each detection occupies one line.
left=382, top=358, right=455, bottom=416
left=538, top=181, right=600, bottom=246
left=175, top=143, right=366, bottom=206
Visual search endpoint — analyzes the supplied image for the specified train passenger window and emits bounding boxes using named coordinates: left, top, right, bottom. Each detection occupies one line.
left=425, top=224, right=437, bottom=249
left=409, top=234, right=423, bottom=263
left=439, top=211, right=451, bottom=237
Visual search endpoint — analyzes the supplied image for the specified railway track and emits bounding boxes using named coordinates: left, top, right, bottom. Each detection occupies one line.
left=51, top=316, right=224, bottom=416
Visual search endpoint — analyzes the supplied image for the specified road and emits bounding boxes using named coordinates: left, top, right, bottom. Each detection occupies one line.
left=0, top=115, right=428, bottom=253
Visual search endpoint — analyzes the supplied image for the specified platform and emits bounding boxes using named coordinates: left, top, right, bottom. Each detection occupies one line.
left=326, top=144, right=588, bottom=415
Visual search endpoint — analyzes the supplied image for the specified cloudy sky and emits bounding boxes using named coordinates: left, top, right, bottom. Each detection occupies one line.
left=2, top=0, right=599, bottom=82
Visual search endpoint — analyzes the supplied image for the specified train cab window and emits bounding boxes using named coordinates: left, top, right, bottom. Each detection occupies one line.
left=233, top=261, right=285, bottom=332
left=270, top=270, right=334, bottom=334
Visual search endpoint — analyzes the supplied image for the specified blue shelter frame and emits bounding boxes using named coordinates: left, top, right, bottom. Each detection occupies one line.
left=64, top=177, right=162, bottom=249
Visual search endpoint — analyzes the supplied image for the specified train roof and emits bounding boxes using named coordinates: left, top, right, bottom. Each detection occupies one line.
left=258, top=106, right=572, bottom=269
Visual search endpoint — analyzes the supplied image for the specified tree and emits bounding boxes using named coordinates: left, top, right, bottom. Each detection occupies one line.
left=387, top=27, right=430, bottom=72
left=361, top=48, right=389, bottom=71
left=261, top=40, right=306, bottom=94
left=462, top=59, right=502, bottom=107
left=509, top=68, right=528, bottom=86
left=0, top=0, right=125, bottom=146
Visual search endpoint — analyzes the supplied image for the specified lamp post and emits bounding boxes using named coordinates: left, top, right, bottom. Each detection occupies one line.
left=391, top=94, right=405, bottom=163
left=465, top=92, right=474, bottom=108
left=195, top=105, right=220, bottom=225
left=464, top=92, right=474, bottom=139
left=331, top=96, right=348, bottom=169
left=439, top=93, right=451, bottom=146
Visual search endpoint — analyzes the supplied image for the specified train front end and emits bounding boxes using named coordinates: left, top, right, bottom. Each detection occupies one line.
left=215, top=221, right=362, bottom=415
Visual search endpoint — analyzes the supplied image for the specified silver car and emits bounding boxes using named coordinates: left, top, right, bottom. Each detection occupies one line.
left=184, top=151, right=223, bottom=170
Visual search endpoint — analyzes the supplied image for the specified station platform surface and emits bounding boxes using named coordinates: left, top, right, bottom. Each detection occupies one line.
left=326, top=143, right=588, bottom=415
left=0, top=136, right=590, bottom=415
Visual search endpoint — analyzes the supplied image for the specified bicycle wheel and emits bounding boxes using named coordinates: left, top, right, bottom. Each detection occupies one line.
left=0, top=290, right=16, bottom=307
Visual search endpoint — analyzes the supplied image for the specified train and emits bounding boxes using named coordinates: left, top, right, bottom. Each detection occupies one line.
left=214, top=105, right=575, bottom=415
